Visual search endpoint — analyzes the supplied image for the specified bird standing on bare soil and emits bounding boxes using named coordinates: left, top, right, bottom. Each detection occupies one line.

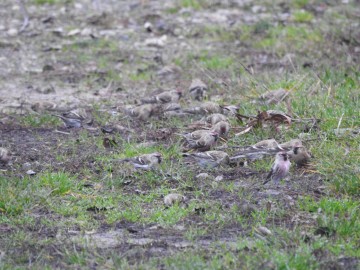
left=263, top=152, right=291, bottom=185
left=0, top=148, right=11, bottom=164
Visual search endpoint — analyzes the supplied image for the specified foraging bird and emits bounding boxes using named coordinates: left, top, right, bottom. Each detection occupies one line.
left=220, top=105, right=240, bottom=116
left=183, top=150, right=229, bottom=168
left=141, top=89, right=182, bottom=104
left=164, top=193, right=186, bottom=206
left=0, top=148, right=11, bottom=164
left=263, top=152, right=291, bottom=185
left=125, top=104, right=163, bottom=121
left=204, top=113, right=228, bottom=125
left=189, top=78, right=208, bottom=101
left=279, top=139, right=303, bottom=150
left=179, top=129, right=213, bottom=141
left=287, top=146, right=311, bottom=167
left=185, top=131, right=219, bottom=151
left=52, top=114, right=82, bottom=128
left=120, top=152, right=162, bottom=169
left=183, top=102, right=222, bottom=115
left=251, top=139, right=280, bottom=150
left=211, top=121, right=230, bottom=138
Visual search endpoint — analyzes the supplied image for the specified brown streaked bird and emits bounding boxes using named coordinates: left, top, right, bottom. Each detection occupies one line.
left=204, top=113, right=228, bottom=125
left=183, top=150, right=229, bottom=168
left=251, top=139, right=280, bottom=150
left=220, top=105, right=240, bottom=116
left=279, top=139, right=303, bottom=150
left=141, top=89, right=182, bottom=104
left=211, top=121, right=231, bottom=138
left=263, top=152, right=291, bottom=185
left=183, top=102, right=222, bottom=115
left=186, top=131, right=219, bottom=151
left=121, top=152, right=162, bottom=169
left=287, top=146, right=311, bottom=167
left=52, top=114, right=82, bottom=128
left=189, top=78, right=208, bottom=101
left=0, top=147, right=11, bottom=164
left=125, top=104, right=163, bottom=121
left=179, top=129, right=213, bottom=141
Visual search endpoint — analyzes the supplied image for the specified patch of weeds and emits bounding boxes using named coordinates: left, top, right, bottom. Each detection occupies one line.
left=149, top=204, right=190, bottom=226
left=37, top=171, right=77, bottom=196
left=293, top=10, right=314, bottom=23
left=32, top=0, right=56, bottom=4
left=20, top=114, right=61, bottom=128
left=192, top=51, right=234, bottom=70
left=180, top=0, right=203, bottom=10
left=129, top=71, right=151, bottom=81
left=166, top=6, right=180, bottom=14
left=299, top=197, right=360, bottom=238
left=292, top=0, right=309, bottom=8
left=255, top=25, right=322, bottom=51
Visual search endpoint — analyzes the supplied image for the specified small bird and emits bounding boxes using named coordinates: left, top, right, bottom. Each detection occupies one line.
left=125, top=104, right=163, bottom=121
left=263, top=152, right=291, bottom=185
left=52, top=114, right=82, bottom=128
left=0, top=147, right=11, bottom=164
left=183, top=150, right=229, bottom=168
left=183, top=102, right=222, bottom=115
left=287, top=146, right=311, bottom=167
left=141, top=89, right=182, bottom=104
left=189, top=78, right=208, bottom=101
left=120, top=152, right=162, bottom=169
left=211, top=121, right=230, bottom=138
left=220, top=105, right=240, bottom=116
left=179, top=129, right=213, bottom=141
left=204, top=113, right=228, bottom=125
left=251, top=139, right=280, bottom=150
left=279, top=139, right=303, bottom=150
left=164, top=193, right=187, bottom=206
left=186, top=131, right=219, bottom=151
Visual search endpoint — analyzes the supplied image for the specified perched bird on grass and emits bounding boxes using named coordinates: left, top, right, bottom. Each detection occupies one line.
left=183, top=131, right=219, bottom=151
left=183, top=150, right=229, bottom=168
left=120, top=152, right=162, bottom=169
left=263, top=152, right=291, bottom=185
left=287, top=146, right=311, bottom=167
left=52, top=114, right=82, bottom=128
left=141, top=89, right=182, bottom=104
